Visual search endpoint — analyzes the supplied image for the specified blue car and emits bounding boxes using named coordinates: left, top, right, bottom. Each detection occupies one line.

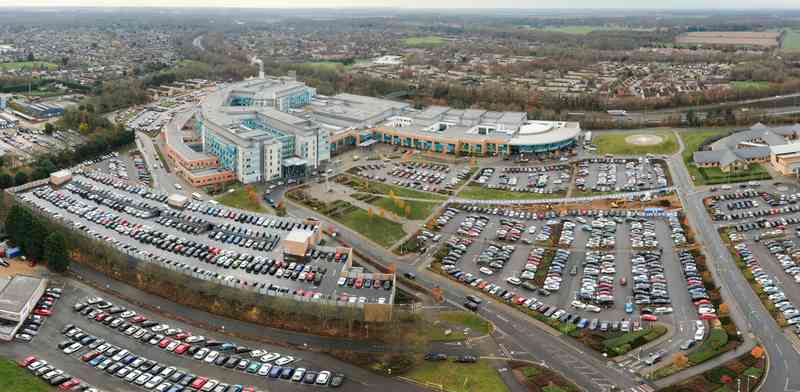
left=281, top=367, right=294, bottom=379
left=229, top=385, right=243, bottom=392
left=625, top=302, right=634, bottom=314
left=269, top=366, right=283, bottom=378
left=88, top=355, right=107, bottom=367
left=577, top=318, right=589, bottom=329
left=166, top=386, right=184, bottom=392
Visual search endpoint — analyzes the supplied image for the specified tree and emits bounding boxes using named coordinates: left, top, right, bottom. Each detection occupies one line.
left=719, top=303, right=730, bottom=316
left=751, top=345, right=765, bottom=359
left=43, top=232, right=70, bottom=272
left=43, top=123, right=55, bottom=135
left=14, top=171, right=28, bottom=186
left=367, top=207, right=374, bottom=218
left=0, top=173, right=12, bottom=189
left=672, top=353, right=689, bottom=369
left=78, top=123, right=90, bottom=134
left=405, top=205, right=412, bottom=217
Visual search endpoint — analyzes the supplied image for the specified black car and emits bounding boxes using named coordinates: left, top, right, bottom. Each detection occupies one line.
left=455, top=355, right=477, bottom=363
left=424, top=352, right=447, bottom=361
left=330, top=373, right=345, bottom=388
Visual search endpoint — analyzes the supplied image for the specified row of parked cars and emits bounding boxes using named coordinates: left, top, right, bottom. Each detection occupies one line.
left=67, top=180, right=157, bottom=219
left=677, top=251, right=716, bottom=320
left=629, top=219, right=658, bottom=249
left=19, top=356, right=99, bottom=391
left=83, top=170, right=313, bottom=234
left=15, top=286, right=62, bottom=342
left=762, top=239, right=800, bottom=284
left=456, top=215, right=490, bottom=238
left=68, top=297, right=347, bottom=389
left=579, top=250, right=617, bottom=305
left=734, top=242, right=800, bottom=330
left=631, top=250, right=671, bottom=307
left=585, top=218, right=616, bottom=249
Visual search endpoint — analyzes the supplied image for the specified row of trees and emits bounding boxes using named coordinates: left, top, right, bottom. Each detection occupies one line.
left=4, top=204, right=70, bottom=272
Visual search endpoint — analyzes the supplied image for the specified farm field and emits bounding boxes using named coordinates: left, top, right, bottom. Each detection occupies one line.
left=783, top=29, right=800, bottom=51
left=531, top=25, right=655, bottom=34
left=402, top=36, right=447, bottom=48
left=730, top=80, right=770, bottom=91
left=675, top=31, right=781, bottom=47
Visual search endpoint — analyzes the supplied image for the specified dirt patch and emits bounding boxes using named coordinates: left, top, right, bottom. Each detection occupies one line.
left=0, top=259, right=46, bottom=278
left=625, top=134, right=664, bottom=146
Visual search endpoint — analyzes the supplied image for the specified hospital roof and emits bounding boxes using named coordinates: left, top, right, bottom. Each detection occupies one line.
left=0, top=275, right=45, bottom=316
left=164, top=111, right=209, bottom=161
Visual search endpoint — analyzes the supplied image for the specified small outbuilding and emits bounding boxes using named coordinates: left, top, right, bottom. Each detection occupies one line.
left=167, top=193, right=189, bottom=209
left=49, top=169, right=72, bottom=186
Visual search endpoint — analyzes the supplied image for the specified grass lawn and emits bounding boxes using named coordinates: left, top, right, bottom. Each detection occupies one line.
left=402, top=36, right=447, bottom=48
left=602, top=325, right=667, bottom=356
left=731, top=80, right=771, bottom=91
left=346, top=175, right=447, bottom=201
left=366, top=196, right=440, bottom=220
left=298, top=61, right=353, bottom=72
left=688, top=328, right=729, bottom=365
left=782, top=29, right=800, bottom=51
left=422, top=311, right=492, bottom=341
left=405, top=359, right=508, bottom=392
left=0, top=61, right=58, bottom=71
left=457, top=184, right=562, bottom=200
left=0, top=358, right=52, bottom=392
left=335, top=207, right=406, bottom=247
left=215, top=186, right=269, bottom=213
left=593, top=131, right=679, bottom=155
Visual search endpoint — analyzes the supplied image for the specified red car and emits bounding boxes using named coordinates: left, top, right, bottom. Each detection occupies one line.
left=174, top=332, right=191, bottom=341
left=700, top=313, right=718, bottom=321
left=514, top=297, right=526, bottom=305
left=243, top=386, right=255, bottom=392
left=59, top=378, right=81, bottom=390
left=18, top=356, right=37, bottom=367
left=174, top=343, right=191, bottom=355
left=641, top=314, right=658, bottom=322
left=33, top=308, right=52, bottom=316
left=355, top=278, right=363, bottom=289
left=158, top=338, right=173, bottom=349
left=190, top=377, right=208, bottom=390
left=694, top=299, right=711, bottom=306
left=130, top=315, right=147, bottom=324
left=81, top=351, right=100, bottom=362
left=94, top=313, right=109, bottom=322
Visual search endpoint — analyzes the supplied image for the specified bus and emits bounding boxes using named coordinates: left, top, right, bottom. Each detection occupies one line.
left=191, top=192, right=203, bottom=201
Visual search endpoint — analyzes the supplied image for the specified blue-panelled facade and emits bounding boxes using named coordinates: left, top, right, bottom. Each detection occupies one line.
left=202, top=127, right=239, bottom=172
left=277, top=89, right=314, bottom=111
left=510, top=138, right=576, bottom=154
left=243, top=118, right=296, bottom=159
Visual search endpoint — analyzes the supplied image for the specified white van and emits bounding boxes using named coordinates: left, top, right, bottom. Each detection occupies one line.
left=174, top=183, right=183, bottom=190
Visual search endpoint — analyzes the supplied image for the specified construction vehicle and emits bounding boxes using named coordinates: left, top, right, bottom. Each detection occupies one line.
left=610, top=199, right=626, bottom=209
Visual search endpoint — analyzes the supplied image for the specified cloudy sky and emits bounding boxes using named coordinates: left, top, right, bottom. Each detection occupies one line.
left=1, top=0, right=798, bottom=9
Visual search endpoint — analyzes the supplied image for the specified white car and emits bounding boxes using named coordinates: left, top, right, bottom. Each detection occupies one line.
left=165, top=341, right=180, bottom=352
left=64, top=342, right=83, bottom=354
left=479, top=267, right=494, bottom=276
left=506, top=277, right=522, bottom=286
left=203, top=351, right=219, bottom=363
left=193, top=347, right=209, bottom=360
left=201, top=379, right=219, bottom=391
left=258, top=364, right=272, bottom=376
left=120, top=311, right=136, bottom=318
left=570, top=300, right=586, bottom=309
left=316, top=370, right=331, bottom=385
left=145, top=376, right=164, bottom=389
left=291, top=368, right=306, bottom=382
left=260, top=353, right=281, bottom=363
left=151, top=324, right=169, bottom=332
left=694, top=328, right=705, bottom=341
left=274, top=356, right=295, bottom=366
left=585, top=305, right=602, bottom=313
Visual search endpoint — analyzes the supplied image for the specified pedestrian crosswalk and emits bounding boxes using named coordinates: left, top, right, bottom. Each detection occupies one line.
left=618, top=358, right=646, bottom=372
left=629, top=384, right=656, bottom=392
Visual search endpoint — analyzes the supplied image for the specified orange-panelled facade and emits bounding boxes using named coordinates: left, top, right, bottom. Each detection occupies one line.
left=161, top=132, right=234, bottom=187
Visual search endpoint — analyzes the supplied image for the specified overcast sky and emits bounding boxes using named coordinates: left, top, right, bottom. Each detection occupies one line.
left=1, top=0, right=798, bottom=9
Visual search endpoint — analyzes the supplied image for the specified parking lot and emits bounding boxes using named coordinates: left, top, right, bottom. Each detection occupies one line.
left=1, top=279, right=416, bottom=392
left=0, top=126, right=85, bottom=162
left=473, top=164, right=570, bottom=195
left=348, top=161, right=472, bottom=195
left=575, top=158, right=669, bottom=194
left=13, top=170, right=393, bottom=305
left=430, top=204, right=709, bottom=366
left=709, top=184, right=800, bottom=336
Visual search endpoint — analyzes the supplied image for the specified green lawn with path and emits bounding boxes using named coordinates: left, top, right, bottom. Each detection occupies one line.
left=592, top=131, right=679, bottom=155
left=405, top=359, right=508, bottom=392
left=0, top=358, right=52, bottom=392
left=402, top=36, right=447, bottom=48
left=457, top=184, right=562, bottom=200
left=0, top=61, right=58, bottom=71
left=334, top=207, right=406, bottom=247
left=422, top=310, right=492, bottom=341
left=365, top=196, right=440, bottom=220
left=346, top=175, right=447, bottom=201
left=215, top=186, right=269, bottom=213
